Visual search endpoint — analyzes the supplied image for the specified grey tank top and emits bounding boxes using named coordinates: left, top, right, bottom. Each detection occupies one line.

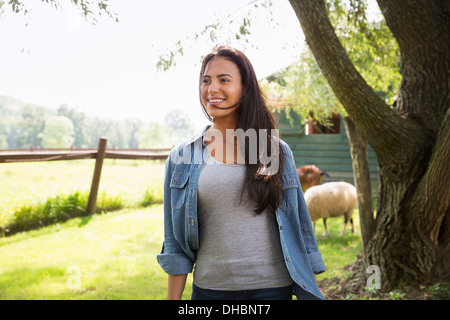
left=193, top=154, right=292, bottom=291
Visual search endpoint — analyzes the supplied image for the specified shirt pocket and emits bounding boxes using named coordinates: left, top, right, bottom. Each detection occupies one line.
left=280, top=173, right=299, bottom=211
left=170, top=172, right=190, bottom=209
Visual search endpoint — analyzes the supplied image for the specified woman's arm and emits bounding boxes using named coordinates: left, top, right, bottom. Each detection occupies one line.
left=157, top=148, right=194, bottom=299
left=167, top=274, right=188, bottom=300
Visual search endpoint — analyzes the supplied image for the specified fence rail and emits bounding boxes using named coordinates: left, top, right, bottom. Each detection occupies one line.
left=0, top=138, right=171, bottom=215
left=0, top=150, right=170, bottom=163
left=2, top=148, right=171, bottom=152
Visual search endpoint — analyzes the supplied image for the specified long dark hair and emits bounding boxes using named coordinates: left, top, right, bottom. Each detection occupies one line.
left=199, top=46, right=285, bottom=215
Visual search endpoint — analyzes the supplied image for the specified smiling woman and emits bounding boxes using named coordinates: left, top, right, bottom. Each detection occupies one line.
left=157, top=46, right=325, bottom=301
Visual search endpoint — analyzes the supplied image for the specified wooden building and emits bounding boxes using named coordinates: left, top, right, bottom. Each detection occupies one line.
left=276, top=109, right=379, bottom=183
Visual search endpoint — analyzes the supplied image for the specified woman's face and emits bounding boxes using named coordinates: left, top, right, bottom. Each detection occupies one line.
left=200, top=56, right=243, bottom=121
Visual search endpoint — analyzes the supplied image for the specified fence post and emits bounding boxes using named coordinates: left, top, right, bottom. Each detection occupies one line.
left=87, top=137, right=107, bottom=215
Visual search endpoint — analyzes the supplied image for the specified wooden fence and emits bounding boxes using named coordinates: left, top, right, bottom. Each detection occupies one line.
left=0, top=138, right=171, bottom=215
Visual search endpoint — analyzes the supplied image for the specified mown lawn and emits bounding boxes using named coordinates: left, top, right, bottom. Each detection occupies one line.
left=0, top=159, right=165, bottom=215
left=0, top=202, right=363, bottom=300
left=0, top=160, right=365, bottom=300
left=0, top=159, right=165, bottom=233
left=314, top=216, right=362, bottom=282
left=0, top=205, right=196, bottom=300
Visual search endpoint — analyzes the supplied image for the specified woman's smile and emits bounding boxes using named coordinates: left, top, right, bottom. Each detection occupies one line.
left=207, top=97, right=226, bottom=107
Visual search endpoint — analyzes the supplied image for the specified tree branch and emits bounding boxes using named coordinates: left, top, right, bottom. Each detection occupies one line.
left=343, top=116, right=375, bottom=249
left=376, top=0, right=450, bottom=54
left=376, top=0, right=450, bottom=131
left=288, top=0, right=425, bottom=162
left=420, top=107, right=450, bottom=246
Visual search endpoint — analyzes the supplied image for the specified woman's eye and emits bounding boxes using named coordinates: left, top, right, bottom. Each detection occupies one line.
left=203, top=79, right=211, bottom=84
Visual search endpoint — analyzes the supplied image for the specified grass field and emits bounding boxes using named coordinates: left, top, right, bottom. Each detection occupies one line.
left=0, top=159, right=165, bottom=212
left=0, top=160, right=364, bottom=300
left=0, top=204, right=361, bottom=300
left=0, top=159, right=165, bottom=232
left=0, top=206, right=173, bottom=299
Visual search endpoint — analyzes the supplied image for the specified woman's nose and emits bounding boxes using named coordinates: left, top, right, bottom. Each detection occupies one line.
left=208, top=80, right=219, bottom=93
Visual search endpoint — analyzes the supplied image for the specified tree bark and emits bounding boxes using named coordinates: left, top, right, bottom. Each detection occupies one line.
left=289, top=0, right=450, bottom=291
left=376, top=0, right=450, bottom=131
left=343, top=116, right=375, bottom=250
left=288, top=0, right=429, bottom=170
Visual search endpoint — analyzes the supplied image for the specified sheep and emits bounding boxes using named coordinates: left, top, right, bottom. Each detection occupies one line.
left=304, top=181, right=357, bottom=236
left=297, top=165, right=329, bottom=192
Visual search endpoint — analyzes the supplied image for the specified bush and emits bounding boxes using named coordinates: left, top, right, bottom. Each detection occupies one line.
left=141, top=186, right=163, bottom=207
left=1, top=190, right=126, bottom=237
left=96, top=191, right=124, bottom=212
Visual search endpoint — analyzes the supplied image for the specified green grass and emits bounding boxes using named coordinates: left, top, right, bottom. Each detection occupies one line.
left=0, top=204, right=360, bottom=300
left=0, top=160, right=180, bottom=299
left=0, top=160, right=365, bottom=300
left=2, top=202, right=447, bottom=300
left=0, top=160, right=164, bottom=235
left=0, top=159, right=165, bottom=213
left=313, top=214, right=362, bottom=282
left=0, top=205, right=193, bottom=300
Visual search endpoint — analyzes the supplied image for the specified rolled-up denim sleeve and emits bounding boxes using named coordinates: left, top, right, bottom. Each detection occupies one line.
left=156, top=151, right=194, bottom=275
left=157, top=245, right=194, bottom=275
left=308, top=251, right=326, bottom=274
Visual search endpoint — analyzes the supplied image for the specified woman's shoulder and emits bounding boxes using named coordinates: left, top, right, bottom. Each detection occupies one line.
left=278, top=138, right=294, bottom=159
left=276, top=138, right=298, bottom=175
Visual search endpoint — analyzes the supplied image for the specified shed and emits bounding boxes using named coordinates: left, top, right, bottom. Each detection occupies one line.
left=276, top=109, right=379, bottom=183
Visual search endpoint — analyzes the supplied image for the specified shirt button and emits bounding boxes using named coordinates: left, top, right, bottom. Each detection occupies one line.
left=289, top=179, right=293, bottom=184
left=286, top=256, right=290, bottom=262
left=303, top=284, right=308, bottom=289
left=280, top=226, right=283, bottom=230
left=173, top=178, right=177, bottom=183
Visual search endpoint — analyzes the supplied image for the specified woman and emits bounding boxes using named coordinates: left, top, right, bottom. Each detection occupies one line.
left=157, top=46, right=325, bottom=300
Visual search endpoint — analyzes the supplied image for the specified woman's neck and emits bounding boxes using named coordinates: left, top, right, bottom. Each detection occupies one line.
left=206, top=117, right=244, bottom=164
left=210, top=116, right=238, bottom=136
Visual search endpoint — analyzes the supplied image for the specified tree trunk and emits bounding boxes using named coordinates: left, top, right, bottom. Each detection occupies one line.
left=343, top=116, right=375, bottom=250
left=289, top=0, right=450, bottom=291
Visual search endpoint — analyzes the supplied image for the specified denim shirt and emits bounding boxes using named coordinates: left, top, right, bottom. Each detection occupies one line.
left=156, top=126, right=326, bottom=300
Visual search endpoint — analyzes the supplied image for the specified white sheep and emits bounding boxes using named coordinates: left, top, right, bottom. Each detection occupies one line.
left=304, top=181, right=357, bottom=236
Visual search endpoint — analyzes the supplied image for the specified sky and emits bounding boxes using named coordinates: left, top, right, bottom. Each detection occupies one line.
left=0, top=0, right=306, bottom=131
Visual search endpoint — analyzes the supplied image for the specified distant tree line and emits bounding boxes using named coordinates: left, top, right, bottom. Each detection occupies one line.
left=0, top=96, right=195, bottom=149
